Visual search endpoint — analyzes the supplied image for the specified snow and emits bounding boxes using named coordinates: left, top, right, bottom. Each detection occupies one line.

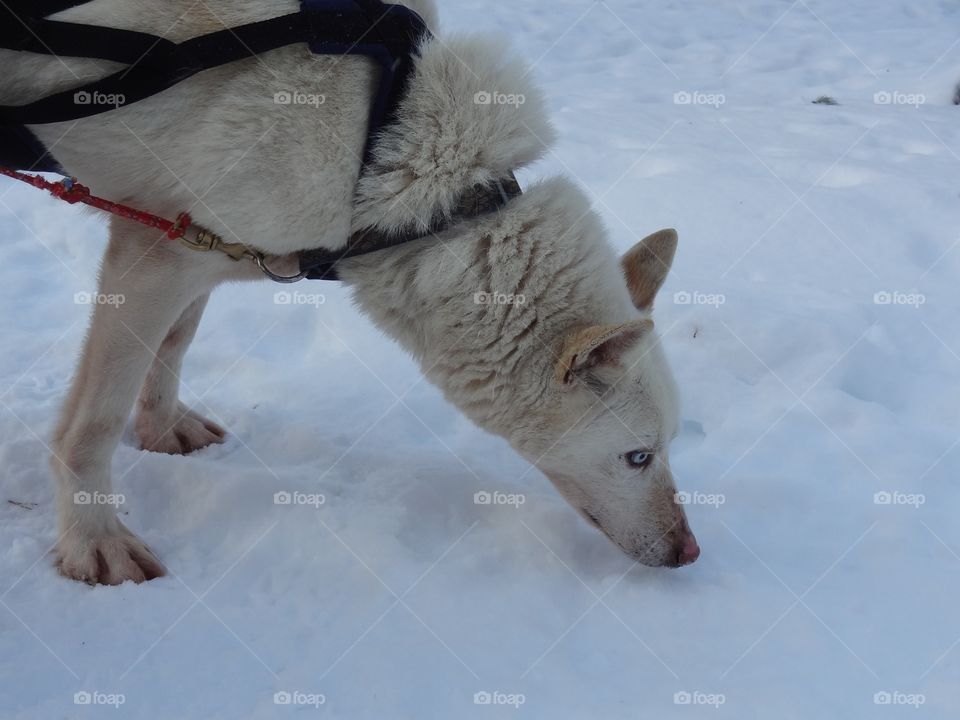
left=2, top=0, right=959, bottom=717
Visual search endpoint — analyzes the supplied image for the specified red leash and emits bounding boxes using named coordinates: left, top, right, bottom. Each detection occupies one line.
left=0, top=167, right=192, bottom=240
left=0, top=166, right=311, bottom=282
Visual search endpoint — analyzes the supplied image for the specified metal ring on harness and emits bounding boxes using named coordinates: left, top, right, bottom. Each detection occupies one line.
left=255, top=255, right=309, bottom=284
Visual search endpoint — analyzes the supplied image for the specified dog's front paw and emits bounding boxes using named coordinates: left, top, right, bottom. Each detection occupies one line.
left=136, top=402, right=226, bottom=455
left=56, top=521, right=165, bottom=585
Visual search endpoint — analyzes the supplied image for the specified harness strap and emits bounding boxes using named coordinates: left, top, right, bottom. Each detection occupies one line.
left=299, top=174, right=524, bottom=281
left=0, top=18, right=177, bottom=66
left=0, top=125, right=62, bottom=174
left=3, top=0, right=93, bottom=16
left=0, top=13, right=307, bottom=125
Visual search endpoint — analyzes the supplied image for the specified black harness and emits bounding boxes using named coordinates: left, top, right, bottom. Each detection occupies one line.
left=0, top=0, right=520, bottom=280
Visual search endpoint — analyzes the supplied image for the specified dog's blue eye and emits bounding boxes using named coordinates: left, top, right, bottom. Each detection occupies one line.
left=625, top=451, right=652, bottom=468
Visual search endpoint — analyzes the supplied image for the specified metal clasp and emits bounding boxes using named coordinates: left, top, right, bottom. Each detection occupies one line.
left=178, top=227, right=255, bottom=262
left=179, top=224, right=307, bottom=283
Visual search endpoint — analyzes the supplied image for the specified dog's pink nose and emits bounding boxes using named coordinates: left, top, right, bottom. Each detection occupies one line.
left=676, top=535, right=700, bottom=566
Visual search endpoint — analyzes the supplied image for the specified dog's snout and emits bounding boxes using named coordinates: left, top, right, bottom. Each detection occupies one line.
left=675, top=534, right=700, bottom=566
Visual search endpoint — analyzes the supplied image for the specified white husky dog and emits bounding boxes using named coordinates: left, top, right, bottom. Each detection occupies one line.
left=1, top=0, right=700, bottom=585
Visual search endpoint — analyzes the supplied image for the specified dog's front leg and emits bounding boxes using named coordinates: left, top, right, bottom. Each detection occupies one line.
left=51, top=221, right=220, bottom=585
left=134, top=293, right=226, bottom=454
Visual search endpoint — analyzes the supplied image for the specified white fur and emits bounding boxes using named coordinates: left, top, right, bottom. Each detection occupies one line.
left=352, top=35, right=556, bottom=235
left=1, top=0, right=697, bottom=584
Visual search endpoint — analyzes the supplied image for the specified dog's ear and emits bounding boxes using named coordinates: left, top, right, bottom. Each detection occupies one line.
left=555, top=320, right=653, bottom=387
left=621, top=229, right=677, bottom=310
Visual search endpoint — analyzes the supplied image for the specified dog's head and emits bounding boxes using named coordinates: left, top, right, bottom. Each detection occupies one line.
left=349, top=34, right=697, bottom=567
left=521, top=229, right=699, bottom=568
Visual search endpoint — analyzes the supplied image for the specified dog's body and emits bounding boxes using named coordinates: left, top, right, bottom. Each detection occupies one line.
left=2, top=0, right=699, bottom=585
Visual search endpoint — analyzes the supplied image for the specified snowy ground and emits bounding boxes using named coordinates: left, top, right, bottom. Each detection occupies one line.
left=2, top=0, right=960, bottom=717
